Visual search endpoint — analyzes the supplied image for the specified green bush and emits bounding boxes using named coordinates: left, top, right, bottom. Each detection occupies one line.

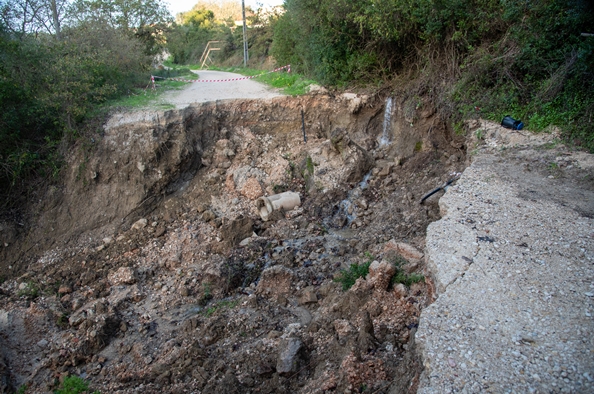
left=272, top=0, right=594, bottom=151
left=0, top=21, right=152, bottom=204
left=55, top=375, right=99, bottom=394
left=334, top=252, right=374, bottom=290
left=389, top=255, right=425, bottom=287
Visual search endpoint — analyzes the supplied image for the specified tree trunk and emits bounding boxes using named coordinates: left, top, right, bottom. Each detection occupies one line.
left=50, top=0, right=60, bottom=40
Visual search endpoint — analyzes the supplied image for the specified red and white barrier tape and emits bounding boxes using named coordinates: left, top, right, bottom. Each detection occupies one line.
left=152, top=65, right=291, bottom=83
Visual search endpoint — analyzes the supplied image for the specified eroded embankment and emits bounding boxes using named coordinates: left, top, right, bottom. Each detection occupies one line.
left=0, top=93, right=466, bottom=393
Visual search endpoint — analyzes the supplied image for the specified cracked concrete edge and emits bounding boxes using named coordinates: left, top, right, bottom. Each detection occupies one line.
left=414, top=121, right=594, bottom=393
left=415, top=121, right=559, bottom=389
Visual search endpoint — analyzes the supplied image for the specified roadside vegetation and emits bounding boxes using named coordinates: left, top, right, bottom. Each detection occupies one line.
left=270, top=0, right=593, bottom=150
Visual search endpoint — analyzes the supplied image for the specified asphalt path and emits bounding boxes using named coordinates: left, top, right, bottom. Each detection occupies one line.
left=160, top=70, right=284, bottom=108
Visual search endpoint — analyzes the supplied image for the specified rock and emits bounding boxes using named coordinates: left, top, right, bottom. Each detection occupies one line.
left=37, top=339, right=49, bottom=349
left=393, top=283, right=408, bottom=298
left=378, top=164, right=393, bottom=177
left=357, top=311, right=376, bottom=351
left=240, top=177, right=263, bottom=200
left=257, top=266, right=295, bottom=297
left=196, top=204, right=208, bottom=213
left=102, top=237, right=113, bottom=244
left=276, top=338, right=303, bottom=374
left=367, top=260, right=396, bottom=291
left=298, top=286, right=318, bottom=305
left=108, top=267, right=136, bottom=286
left=202, top=210, right=216, bottom=222
left=308, top=84, right=328, bottom=95
left=58, top=285, right=72, bottom=295
left=334, top=319, right=356, bottom=338
left=384, top=240, right=424, bottom=261
left=131, top=218, right=148, bottom=231
left=220, top=216, right=253, bottom=246
left=180, top=286, right=189, bottom=297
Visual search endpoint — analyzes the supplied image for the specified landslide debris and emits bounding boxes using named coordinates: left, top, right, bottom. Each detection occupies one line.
left=0, top=94, right=465, bottom=393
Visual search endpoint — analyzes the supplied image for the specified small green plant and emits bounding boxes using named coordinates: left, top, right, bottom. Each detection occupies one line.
left=305, top=155, right=315, bottom=176
left=199, top=282, right=213, bottom=306
left=56, top=313, right=69, bottom=328
left=334, top=252, right=375, bottom=290
left=475, top=129, right=485, bottom=140
left=202, top=299, right=239, bottom=317
left=390, top=255, right=425, bottom=287
left=17, top=281, right=40, bottom=300
left=55, top=375, right=99, bottom=394
left=272, top=183, right=289, bottom=193
left=453, top=121, right=466, bottom=136
left=17, top=384, right=28, bottom=394
left=414, top=141, right=423, bottom=152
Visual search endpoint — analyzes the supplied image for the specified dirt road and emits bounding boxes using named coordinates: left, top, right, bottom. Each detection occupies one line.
left=160, top=70, right=285, bottom=108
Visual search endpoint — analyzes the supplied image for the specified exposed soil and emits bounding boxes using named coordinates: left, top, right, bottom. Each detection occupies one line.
left=0, top=92, right=466, bottom=393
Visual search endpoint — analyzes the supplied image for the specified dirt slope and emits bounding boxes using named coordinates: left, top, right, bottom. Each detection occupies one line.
left=0, top=92, right=465, bottom=393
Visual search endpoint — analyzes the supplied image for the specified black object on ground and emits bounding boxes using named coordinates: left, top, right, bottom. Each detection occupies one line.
left=420, top=174, right=461, bottom=204
left=501, top=115, right=524, bottom=130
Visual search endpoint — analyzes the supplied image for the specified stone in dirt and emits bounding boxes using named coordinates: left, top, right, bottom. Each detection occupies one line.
left=367, top=260, right=396, bottom=291
left=108, top=267, right=136, bottom=286
left=298, top=286, right=318, bottom=305
left=131, top=218, right=148, bottom=230
left=240, top=177, right=264, bottom=200
left=384, top=240, right=424, bottom=261
left=257, top=266, right=295, bottom=296
left=276, top=337, right=303, bottom=374
left=220, top=215, right=253, bottom=246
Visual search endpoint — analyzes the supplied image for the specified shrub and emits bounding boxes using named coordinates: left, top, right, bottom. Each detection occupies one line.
left=334, top=252, right=374, bottom=290
left=55, top=375, right=98, bottom=394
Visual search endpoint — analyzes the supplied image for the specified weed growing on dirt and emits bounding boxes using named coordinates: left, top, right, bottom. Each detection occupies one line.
left=203, top=299, right=239, bottom=317
left=199, top=282, right=213, bottom=306
left=335, top=252, right=374, bottom=290
left=390, top=255, right=425, bottom=287
left=55, top=375, right=99, bottom=394
left=56, top=313, right=69, bottom=329
left=17, top=281, right=40, bottom=300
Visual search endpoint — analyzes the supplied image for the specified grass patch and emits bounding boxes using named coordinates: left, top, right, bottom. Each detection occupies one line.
left=390, top=255, right=425, bottom=287
left=202, top=299, right=239, bottom=317
left=207, top=66, right=318, bottom=96
left=17, top=281, right=41, bottom=300
left=335, top=252, right=374, bottom=291
left=54, top=375, right=99, bottom=394
left=98, top=66, right=196, bottom=111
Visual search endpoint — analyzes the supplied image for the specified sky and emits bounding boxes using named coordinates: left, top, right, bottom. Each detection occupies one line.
left=167, top=0, right=285, bottom=18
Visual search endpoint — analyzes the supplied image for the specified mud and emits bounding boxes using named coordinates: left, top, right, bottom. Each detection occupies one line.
left=0, top=92, right=466, bottom=393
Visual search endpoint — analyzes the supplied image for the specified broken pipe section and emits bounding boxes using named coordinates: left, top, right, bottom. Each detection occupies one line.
left=256, top=192, right=301, bottom=221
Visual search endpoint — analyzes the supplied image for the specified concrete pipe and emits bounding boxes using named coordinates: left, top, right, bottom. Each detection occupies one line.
left=256, top=192, right=301, bottom=221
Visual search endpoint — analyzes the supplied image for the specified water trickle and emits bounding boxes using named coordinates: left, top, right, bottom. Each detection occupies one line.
left=379, top=97, right=393, bottom=147
left=333, top=171, right=373, bottom=227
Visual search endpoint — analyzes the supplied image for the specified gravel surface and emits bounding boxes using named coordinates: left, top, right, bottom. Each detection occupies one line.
left=416, top=121, right=594, bottom=393
left=160, top=70, right=284, bottom=108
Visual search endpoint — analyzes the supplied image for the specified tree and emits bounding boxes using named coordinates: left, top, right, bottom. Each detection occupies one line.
left=0, top=0, right=69, bottom=38
left=69, top=0, right=172, bottom=53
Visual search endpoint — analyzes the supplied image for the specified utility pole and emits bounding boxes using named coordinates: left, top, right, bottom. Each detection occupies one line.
left=242, top=0, right=249, bottom=67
